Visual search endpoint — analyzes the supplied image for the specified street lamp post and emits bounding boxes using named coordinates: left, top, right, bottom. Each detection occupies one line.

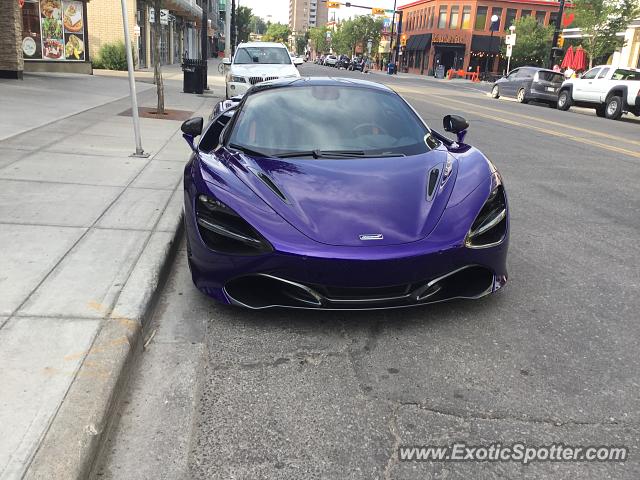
left=484, top=14, right=500, bottom=76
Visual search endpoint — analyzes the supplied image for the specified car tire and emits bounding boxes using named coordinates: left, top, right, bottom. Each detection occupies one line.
left=516, top=88, right=528, bottom=104
left=595, top=104, right=606, bottom=117
left=557, top=90, right=572, bottom=111
left=605, top=95, right=623, bottom=120
left=491, top=85, right=500, bottom=99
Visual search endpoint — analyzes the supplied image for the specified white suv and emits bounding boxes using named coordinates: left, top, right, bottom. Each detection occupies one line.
left=223, top=42, right=302, bottom=98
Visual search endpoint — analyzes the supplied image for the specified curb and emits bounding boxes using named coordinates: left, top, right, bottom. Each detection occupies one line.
left=23, top=207, right=185, bottom=480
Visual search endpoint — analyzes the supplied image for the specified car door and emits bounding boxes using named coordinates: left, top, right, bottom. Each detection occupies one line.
left=572, top=67, right=601, bottom=101
left=501, top=68, right=520, bottom=96
left=515, top=68, right=534, bottom=94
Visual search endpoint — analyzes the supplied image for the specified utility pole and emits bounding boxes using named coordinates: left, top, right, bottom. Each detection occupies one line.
left=231, top=0, right=236, bottom=54
left=389, top=0, right=397, bottom=64
left=394, top=10, right=402, bottom=69
left=549, top=0, right=566, bottom=67
left=201, top=0, right=209, bottom=89
left=224, top=0, right=231, bottom=58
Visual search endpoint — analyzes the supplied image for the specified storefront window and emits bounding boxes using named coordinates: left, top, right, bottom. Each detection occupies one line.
left=449, top=6, right=459, bottom=28
left=475, top=6, right=488, bottom=30
left=21, top=0, right=86, bottom=61
left=490, top=7, right=502, bottom=29
left=505, top=9, right=517, bottom=30
left=521, top=10, right=532, bottom=18
left=535, top=11, right=546, bottom=24
left=461, top=6, right=472, bottom=29
left=438, top=6, right=448, bottom=29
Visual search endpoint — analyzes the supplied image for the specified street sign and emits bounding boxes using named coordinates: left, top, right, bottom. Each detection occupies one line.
left=367, top=39, right=372, bottom=54
left=505, top=34, right=516, bottom=46
left=371, top=8, right=385, bottom=15
left=327, top=1, right=340, bottom=8
left=506, top=44, right=513, bottom=57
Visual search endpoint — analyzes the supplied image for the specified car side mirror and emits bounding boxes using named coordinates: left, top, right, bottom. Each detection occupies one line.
left=222, top=57, right=231, bottom=65
left=181, top=117, right=203, bottom=151
left=443, top=114, right=469, bottom=144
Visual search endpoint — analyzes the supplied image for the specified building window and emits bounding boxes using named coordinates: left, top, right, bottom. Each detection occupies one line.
left=438, top=6, right=448, bottom=29
left=505, top=8, right=517, bottom=30
left=490, top=7, right=502, bottom=29
left=521, top=10, right=531, bottom=18
left=549, top=12, right=558, bottom=26
left=428, top=7, right=433, bottom=28
left=475, top=6, right=488, bottom=30
left=449, top=6, right=459, bottom=29
left=461, top=6, right=472, bottom=29
left=535, top=11, right=546, bottom=24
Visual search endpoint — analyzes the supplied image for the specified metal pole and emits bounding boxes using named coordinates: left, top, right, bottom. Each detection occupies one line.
left=201, top=0, right=209, bottom=89
left=224, top=0, right=231, bottom=57
left=394, top=10, right=402, bottom=72
left=389, top=0, right=397, bottom=65
left=549, top=0, right=565, bottom=68
left=485, top=30, right=493, bottom=74
left=230, top=0, right=236, bottom=54
left=120, top=0, right=146, bottom=157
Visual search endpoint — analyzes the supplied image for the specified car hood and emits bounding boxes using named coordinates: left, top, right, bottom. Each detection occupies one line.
left=232, top=149, right=457, bottom=247
left=230, top=64, right=299, bottom=78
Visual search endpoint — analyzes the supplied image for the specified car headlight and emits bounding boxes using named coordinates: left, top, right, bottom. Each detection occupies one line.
left=465, top=185, right=507, bottom=248
left=228, top=75, right=246, bottom=83
left=196, top=194, right=273, bottom=255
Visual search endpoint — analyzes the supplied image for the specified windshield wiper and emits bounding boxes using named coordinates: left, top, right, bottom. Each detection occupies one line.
left=228, top=143, right=272, bottom=158
left=275, top=150, right=367, bottom=159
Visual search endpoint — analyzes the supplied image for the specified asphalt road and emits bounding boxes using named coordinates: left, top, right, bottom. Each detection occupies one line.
left=96, top=63, right=640, bottom=480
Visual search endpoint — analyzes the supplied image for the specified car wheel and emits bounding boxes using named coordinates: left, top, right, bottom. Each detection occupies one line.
left=605, top=95, right=623, bottom=120
left=595, top=104, right=606, bottom=117
left=557, top=90, right=572, bottom=111
left=491, top=85, right=500, bottom=99
left=516, top=88, right=528, bottom=104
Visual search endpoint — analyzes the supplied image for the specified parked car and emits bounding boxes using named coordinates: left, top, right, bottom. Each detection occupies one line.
left=491, top=67, right=564, bottom=106
left=557, top=65, right=640, bottom=120
left=223, top=42, right=301, bottom=99
left=324, top=55, right=338, bottom=66
left=180, top=78, right=509, bottom=310
left=336, top=55, right=351, bottom=69
left=348, top=57, right=365, bottom=71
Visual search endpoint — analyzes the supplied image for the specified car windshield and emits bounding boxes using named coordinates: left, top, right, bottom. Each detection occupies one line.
left=227, top=85, right=432, bottom=158
left=537, top=71, right=564, bottom=83
left=234, top=46, right=291, bottom=65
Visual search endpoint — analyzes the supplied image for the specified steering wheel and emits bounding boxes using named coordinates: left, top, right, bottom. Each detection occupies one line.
left=353, top=123, right=389, bottom=136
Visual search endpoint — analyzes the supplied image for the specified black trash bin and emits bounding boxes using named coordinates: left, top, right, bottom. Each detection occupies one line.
left=182, top=58, right=206, bottom=94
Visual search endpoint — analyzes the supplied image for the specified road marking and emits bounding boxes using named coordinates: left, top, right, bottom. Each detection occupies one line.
left=394, top=86, right=640, bottom=150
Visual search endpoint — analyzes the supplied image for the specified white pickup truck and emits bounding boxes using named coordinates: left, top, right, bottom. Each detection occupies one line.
left=557, top=65, right=640, bottom=120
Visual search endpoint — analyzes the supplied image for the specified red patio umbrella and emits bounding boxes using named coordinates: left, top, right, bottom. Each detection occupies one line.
left=561, top=45, right=574, bottom=69
left=573, top=46, right=587, bottom=72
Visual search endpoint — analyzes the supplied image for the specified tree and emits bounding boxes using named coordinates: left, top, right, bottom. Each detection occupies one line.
left=296, top=35, right=307, bottom=55
left=502, top=16, right=553, bottom=68
left=329, top=15, right=384, bottom=56
left=572, top=0, right=639, bottom=67
left=153, top=0, right=164, bottom=114
left=308, top=26, right=329, bottom=55
left=236, top=6, right=253, bottom=44
left=251, top=15, right=267, bottom=34
left=263, top=23, right=291, bottom=43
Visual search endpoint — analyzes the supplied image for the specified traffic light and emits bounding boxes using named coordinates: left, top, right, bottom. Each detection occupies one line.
left=371, top=8, right=385, bottom=15
left=557, top=34, right=564, bottom=48
left=327, top=1, right=340, bottom=8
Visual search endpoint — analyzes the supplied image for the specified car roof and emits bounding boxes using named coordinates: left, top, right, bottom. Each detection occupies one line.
left=237, top=42, right=287, bottom=49
left=593, top=65, right=640, bottom=71
left=247, top=76, right=394, bottom=94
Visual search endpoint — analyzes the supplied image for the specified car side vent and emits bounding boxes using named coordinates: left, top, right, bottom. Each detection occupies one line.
left=427, top=167, right=440, bottom=200
left=251, top=169, right=289, bottom=203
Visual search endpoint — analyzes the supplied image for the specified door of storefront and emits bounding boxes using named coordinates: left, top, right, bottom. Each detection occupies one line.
left=433, top=44, right=465, bottom=73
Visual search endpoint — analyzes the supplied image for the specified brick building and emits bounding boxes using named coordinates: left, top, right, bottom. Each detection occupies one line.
left=398, top=0, right=563, bottom=75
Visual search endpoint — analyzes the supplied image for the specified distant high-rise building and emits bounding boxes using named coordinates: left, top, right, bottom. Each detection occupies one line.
left=289, top=0, right=329, bottom=33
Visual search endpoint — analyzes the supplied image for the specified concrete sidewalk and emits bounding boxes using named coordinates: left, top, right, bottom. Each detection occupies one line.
left=0, top=64, right=224, bottom=480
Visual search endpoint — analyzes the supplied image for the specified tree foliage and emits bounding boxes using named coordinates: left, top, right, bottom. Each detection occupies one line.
left=263, top=23, right=291, bottom=43
left=236, top=6, right=253, bottom=44
left=308, top=26, right=329, bottom=54
left=502, top=16, right=553, bottom=68
left=329, top=15, right=384, bottom=56
left=251, top=15, right=267, bottom=34
left=296, top=35, right=307, bottom=55
left=572, top=0, right=639, bottom=67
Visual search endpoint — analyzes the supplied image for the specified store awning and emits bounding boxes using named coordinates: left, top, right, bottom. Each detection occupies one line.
left=471, top=35, right=501, bottom=53
left=407, top=34, right=432, bottom=51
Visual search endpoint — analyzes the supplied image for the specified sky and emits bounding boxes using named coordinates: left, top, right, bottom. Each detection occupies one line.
left=237, top=0, right=399, bottom=25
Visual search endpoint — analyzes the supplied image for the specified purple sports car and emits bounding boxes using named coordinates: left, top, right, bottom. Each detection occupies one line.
left=181, top=77, right=508, bottom=309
